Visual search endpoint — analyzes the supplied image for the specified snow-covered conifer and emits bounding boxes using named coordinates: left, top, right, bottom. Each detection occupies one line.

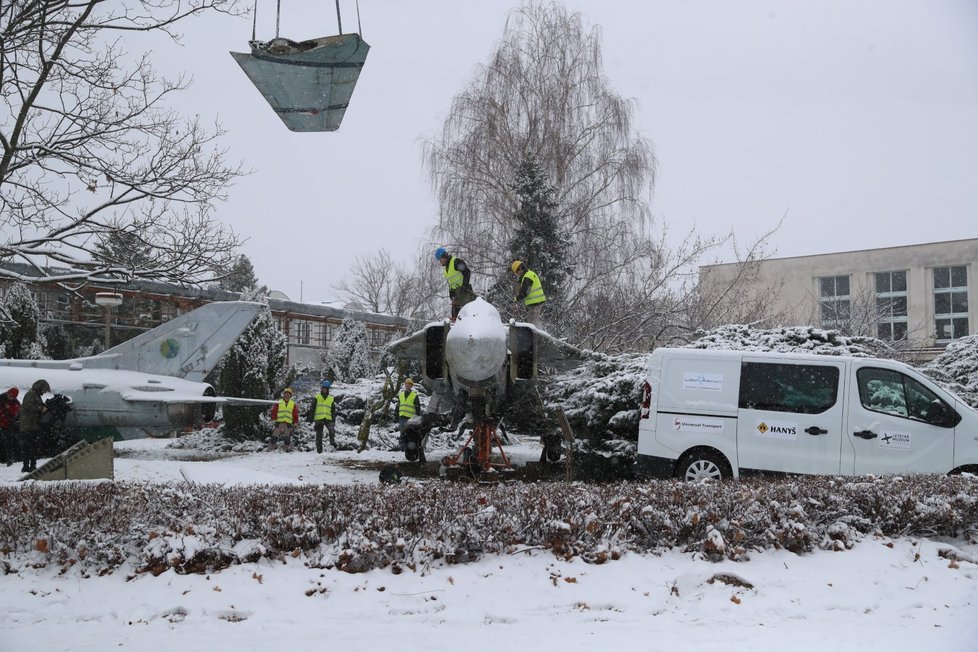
left=324, top=318, right=374, bottom=382
left=218, top=301, right=288, bottom=439
left=0, top=283, right=45, bottom=359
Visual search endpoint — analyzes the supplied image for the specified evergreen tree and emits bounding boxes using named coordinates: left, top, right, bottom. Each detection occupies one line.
left=40, top=323, right=73, bottom=360
left=490, top=156, right=570, bottom=326
left=217, top=254, right=260, bottom=292
left=0, top=283, right=44, bottom=359
left=93, top=230, right=154, bottom=271
left=324, top=318, right=373, bottom=382
left=217, top=302, right=288, bottom=440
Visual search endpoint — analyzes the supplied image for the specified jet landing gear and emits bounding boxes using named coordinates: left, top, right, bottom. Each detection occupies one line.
left=440, top=420, right=514, bottom=481
left=540, top=434, right=563, bottom=463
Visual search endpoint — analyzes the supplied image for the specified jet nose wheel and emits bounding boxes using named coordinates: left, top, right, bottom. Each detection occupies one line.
left=541, top=435, right=563, bottom=463
left=379, top=466, right=403, bottom=484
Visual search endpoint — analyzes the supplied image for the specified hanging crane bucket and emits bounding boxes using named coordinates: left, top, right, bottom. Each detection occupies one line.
left=231, top=33, right=370, bottom=132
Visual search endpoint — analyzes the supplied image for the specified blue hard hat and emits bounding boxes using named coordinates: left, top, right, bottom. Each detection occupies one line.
left=321, top=380, right=332, bottom=388
left=434, top=247, right=447, bottom=260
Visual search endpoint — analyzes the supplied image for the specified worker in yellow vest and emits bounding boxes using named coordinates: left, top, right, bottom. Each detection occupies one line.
left=268, top=387, right=298, bottom=452
left=511, top=260, right=547, bottom=326
left=307, top=380, right=341, bottom=453
left=435, top=247, right=476, bottom=321
left=395, top=378, right=423, bottom=452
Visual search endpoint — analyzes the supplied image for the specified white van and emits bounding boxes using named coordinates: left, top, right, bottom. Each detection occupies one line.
left=635, top=347, right=978, bottom=480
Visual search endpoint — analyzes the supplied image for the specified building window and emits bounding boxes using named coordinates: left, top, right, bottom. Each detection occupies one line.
left=295, top=321, right=311, bottom=345
left=322, top=323, right=337, bottom=344
left=160, top=302, right=179, bottom=322
left=819, top=275, right=850, bottom=328
left=875, top=270, right=908, bottom=341
left=934, top=265, right=968, bottom=341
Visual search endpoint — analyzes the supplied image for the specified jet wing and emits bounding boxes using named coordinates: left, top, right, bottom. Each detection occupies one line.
left=387, top=322, right=441, bottom=360
left=522, top=323, right=592, bottom=372
left=119, top=391, right=275, bottom=406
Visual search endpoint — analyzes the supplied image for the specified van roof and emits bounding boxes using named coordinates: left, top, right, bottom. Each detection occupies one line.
left=652, top=347, right=911, bottom=368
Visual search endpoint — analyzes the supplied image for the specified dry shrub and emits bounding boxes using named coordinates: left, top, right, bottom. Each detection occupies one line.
left=0, top=475, right=975, bottom=575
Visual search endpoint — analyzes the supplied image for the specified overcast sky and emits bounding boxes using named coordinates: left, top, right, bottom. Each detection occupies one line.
left=161, top=0, right=978, bottom=304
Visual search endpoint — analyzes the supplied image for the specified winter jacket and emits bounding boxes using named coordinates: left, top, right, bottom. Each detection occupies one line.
left=20, top=379, right=50, bottom=432
left=0, top=396, right=19, bottom=430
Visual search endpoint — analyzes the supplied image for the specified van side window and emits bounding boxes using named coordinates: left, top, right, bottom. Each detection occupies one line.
left=739, top=362, right=840, bottom=414
left=857, top=367, right=958, bottom=426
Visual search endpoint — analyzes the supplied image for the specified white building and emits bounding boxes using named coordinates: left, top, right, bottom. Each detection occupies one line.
left=700, top=238, right=978, bottom=352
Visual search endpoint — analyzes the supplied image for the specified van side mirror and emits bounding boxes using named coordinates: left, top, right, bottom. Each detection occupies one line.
left=928, top=399, right=961, bottom=428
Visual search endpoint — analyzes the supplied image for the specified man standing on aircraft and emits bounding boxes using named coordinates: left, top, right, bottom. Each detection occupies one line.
left=0, top=387, right=20, bottom=466
left=307, top=380, right=340, bottom=453
left=511, top=260, right=547, bottom=326
left=268, top=387, right=299, bottom=452
left=19, top=379, right=49, bottom=473
left=436, top=247, right=476, bottom=321
left=395, top=378, right=422, bottom=452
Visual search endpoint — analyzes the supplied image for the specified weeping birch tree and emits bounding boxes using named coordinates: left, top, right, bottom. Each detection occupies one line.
left=423, top=2, right=657, bottom=342
left=422, top=2, right=778, bottom=351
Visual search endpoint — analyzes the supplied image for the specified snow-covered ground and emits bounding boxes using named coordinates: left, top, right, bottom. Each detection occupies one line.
left=2, top=438, right=977, bottom=651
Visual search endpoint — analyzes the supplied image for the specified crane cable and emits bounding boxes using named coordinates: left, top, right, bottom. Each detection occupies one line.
left=250, top=1, right=363, bottom=41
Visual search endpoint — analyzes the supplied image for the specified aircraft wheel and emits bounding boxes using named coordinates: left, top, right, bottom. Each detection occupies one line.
left=379, top=466, right=403, bottom=484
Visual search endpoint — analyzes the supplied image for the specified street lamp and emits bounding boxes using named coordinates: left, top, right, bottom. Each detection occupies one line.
left=94, top=292, right=123, bottom=349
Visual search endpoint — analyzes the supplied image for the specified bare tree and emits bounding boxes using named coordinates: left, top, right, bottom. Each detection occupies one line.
left=688, top=223, right=790, bottom=333
left=800, top=285, right=923, bottom=360
left=0, top=1, right=246, bottom=287
left=422, top=3, right=656, bottom=322
left=561, top=224, right=783, bottom=352
left=334, top=248, right=442, bottom=320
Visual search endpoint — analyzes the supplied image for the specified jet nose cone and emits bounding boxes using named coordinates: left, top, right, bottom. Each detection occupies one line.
left=445, top=298, right=507, bottom=382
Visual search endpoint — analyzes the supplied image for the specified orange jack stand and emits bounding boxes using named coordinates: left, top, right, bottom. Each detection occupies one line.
left=441, top=420, right=513, bottom=478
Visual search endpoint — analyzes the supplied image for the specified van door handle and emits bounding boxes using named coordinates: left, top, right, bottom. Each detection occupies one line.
left=805, top=426, right=827, bottom=436
left=853, top=430, right=877, bottom=440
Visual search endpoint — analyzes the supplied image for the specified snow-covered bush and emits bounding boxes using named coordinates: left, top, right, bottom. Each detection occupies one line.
left=686, top=324, right=898, bottom=358
left=2, top=475, right=975, bottom=577
left=921, top=335, right=978, bottom=408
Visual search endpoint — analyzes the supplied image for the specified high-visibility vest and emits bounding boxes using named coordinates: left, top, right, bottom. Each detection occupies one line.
left=314, top=393, right=334, bottom=421
left=520, top=269, right=546, bottom=306
left=398, top=390, right=418, bottom=418
left=275, top=399, right=296, bottom=424
left=443, top=257, right=464, bottom=290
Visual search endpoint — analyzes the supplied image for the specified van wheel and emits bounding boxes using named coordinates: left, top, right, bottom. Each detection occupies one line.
left=676, top=451, right=730, bottom=481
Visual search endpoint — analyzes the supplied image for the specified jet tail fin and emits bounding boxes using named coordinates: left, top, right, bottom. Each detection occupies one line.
left=80, top=301, right=264, bottom=381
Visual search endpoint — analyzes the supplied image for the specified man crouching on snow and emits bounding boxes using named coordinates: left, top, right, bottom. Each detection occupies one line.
left=268, top=387, right=299, bottom=452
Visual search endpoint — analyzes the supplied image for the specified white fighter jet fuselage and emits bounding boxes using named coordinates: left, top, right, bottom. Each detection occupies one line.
left=388, top=297, right=582, bottom=420
left=0, top=301, right=274, bottom=439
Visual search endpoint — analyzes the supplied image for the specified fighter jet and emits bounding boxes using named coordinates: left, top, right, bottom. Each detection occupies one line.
left=0, top=301, right=274, bottom=440
left=387, top=297, right=584, bottom=469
